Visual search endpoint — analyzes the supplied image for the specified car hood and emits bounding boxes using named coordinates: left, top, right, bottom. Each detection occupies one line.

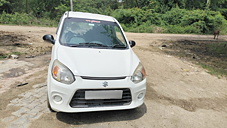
left=57, top=46, right=139, bottom=77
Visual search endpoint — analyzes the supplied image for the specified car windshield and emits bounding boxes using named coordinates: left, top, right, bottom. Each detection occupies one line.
left=59, top=18, right=128, bottom=49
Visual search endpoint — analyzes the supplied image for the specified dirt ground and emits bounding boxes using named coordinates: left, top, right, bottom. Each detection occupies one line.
left=0, top=25, right=227, bottom=128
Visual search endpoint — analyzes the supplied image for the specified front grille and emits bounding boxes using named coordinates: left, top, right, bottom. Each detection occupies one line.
left=69, top=88, right=132, bottom=108
left=81, top=76, right=126, bottom=80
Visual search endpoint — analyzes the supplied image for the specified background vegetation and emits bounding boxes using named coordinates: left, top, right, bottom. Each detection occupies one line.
left=0, top=0, right=227, bottom=34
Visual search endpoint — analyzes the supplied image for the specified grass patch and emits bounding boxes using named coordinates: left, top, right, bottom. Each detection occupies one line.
left=0, top=54, right=7, bottom=59
left=199, top=63, right=227, bottom=77
left=0, top=52, right=22, bottom=60
left=12, top=52, right=22, bottom=55
left=163, top=40, right=227, bottom=78
left=208, top=42, right=227, bottom=55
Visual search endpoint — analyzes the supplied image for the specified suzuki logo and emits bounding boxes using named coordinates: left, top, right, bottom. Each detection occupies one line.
left=103, top=81, right=108, bottom=87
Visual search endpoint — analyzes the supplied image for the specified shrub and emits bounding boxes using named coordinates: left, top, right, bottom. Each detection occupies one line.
left=164, top=25, right=200, bottom=34
left=127, top=22, right=153, bottom=33
left=111, top=8, right=147, bottom=27
left=162, top=8, right=187, bottom=25
left=111, top=8, right=163, bottom=33
left=0, top=12, right=57, bottom=26
left=180, top=10, right=227, bottom=34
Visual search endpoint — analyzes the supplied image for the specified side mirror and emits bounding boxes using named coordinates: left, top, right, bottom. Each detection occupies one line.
left=129, top=40, right=136, bottom=48
left=43, top=34, right=55, bottom=44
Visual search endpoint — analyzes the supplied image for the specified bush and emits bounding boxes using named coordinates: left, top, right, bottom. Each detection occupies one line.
left=162, top=8, right=187, bottom=25
left=111, top=8, right=164, bottom=33
left=10, top=12, right=33, bottom=25
left=180, top=10, right=227, bottom=34
left=111, top=8, right=146, bottom=27
left=160, top=9, right=227, bottom=34
left=219, top=8, right=227, bottom=19
left=0, top=12, right=57, bottom=26
left=146, top=13, right=164, bottom=26
left=127, top=22, right=153, bottom=33
left=112, top=8, right=227, bottom=34
left=164, top=25, right=200, bottom=34
left=0, top=11, right=11, bottom=24
left=1, top=7, right=227, bottom=34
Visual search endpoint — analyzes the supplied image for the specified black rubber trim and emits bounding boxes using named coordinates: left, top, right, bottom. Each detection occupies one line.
left=69, top=88, right=132, bottom=108
left=81, top=76, right=126, bottom=80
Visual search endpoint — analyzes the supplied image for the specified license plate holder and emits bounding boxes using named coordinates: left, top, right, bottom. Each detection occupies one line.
left=85, top=90, right=123, bottom=100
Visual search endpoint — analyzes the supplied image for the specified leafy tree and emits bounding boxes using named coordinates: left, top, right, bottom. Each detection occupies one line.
left=0, top=0, right=8, bottom=6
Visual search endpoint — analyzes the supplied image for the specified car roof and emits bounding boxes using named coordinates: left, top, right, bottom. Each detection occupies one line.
left=66, top=11, right=116, bottom=22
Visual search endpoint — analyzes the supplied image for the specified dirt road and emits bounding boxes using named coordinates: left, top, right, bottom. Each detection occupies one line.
left=0, top=25, right=227, bottom=128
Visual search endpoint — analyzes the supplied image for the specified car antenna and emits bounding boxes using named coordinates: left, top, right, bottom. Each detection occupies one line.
left=70, top=0, right=73, bottom=11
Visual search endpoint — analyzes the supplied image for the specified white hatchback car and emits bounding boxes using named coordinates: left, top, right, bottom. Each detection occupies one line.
left=43, top=11, right=146, bottom=113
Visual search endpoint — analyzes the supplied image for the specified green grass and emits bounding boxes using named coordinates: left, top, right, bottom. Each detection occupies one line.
left=200, top=42, right=227, bottom=77
left=0, top=54, right=7, bottom=59
left=164, top=40, right=227, bottom=78
left=199, top=63, right=227, bottom=78
left=12, top=52, right=21, bottom=55
left=0, top=52, right=22, bottom=60
left=208, top=42, right=227, bottom=55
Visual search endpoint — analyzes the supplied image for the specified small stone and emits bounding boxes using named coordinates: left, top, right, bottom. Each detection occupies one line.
left=25, top=55, right=35, bottom=58
left=16, top=83, right=28, bottom=87
left=11, top=54, right=19, bottom=59
left=161, top=44, right=167, bottom=47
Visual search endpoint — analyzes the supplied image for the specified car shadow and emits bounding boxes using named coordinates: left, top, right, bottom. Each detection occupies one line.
left=56, top=103, right=147, bottom=125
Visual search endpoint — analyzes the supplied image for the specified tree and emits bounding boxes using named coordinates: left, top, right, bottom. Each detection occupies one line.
left=206, top=0, right=211, bottom=9
left=0, top=0, right=8, bottom=6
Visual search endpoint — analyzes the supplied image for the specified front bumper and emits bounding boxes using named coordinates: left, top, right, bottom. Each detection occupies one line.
left=47, top=75, right=146, bottom=113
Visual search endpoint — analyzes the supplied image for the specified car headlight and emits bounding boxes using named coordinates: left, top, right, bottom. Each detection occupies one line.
left=131, top=63, right=146, bottom=84
left=52, top=60, right=75, bottom=84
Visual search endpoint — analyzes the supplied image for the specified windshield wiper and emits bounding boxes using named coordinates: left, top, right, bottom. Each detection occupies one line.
left=79, top=42, right=109, bottom=47
left=68, top=43, right=127, bottom=49
left=112, top=44, right=127, bottom=49
left=67, top=42, right=108, bottom=48
left=68, top=44, right=79, bottom=47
